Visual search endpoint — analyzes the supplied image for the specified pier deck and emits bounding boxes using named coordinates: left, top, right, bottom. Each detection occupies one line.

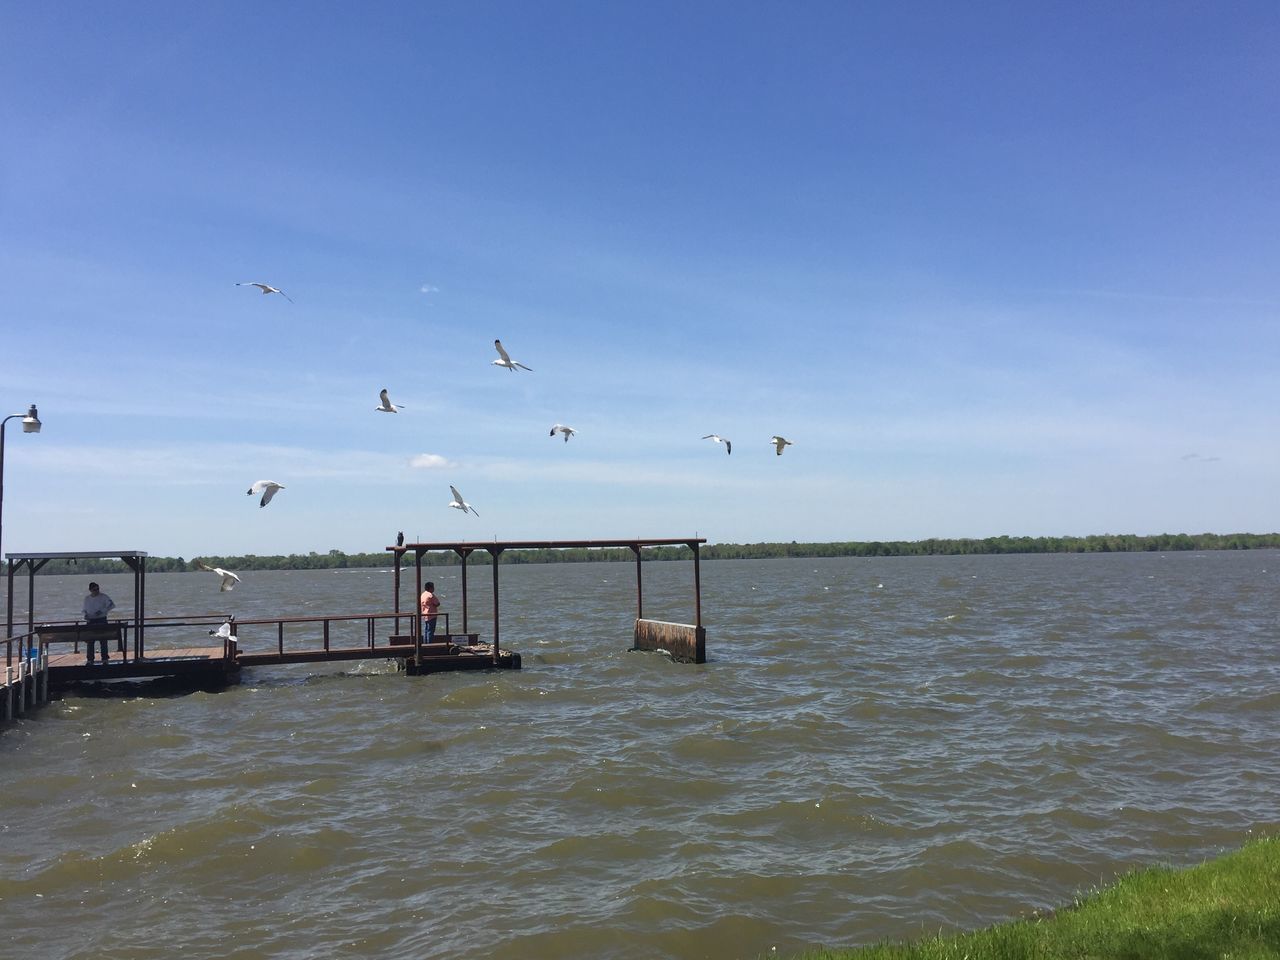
left=36, top=639, right=518, bottom=686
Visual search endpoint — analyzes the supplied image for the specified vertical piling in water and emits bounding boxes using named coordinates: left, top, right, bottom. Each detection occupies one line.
left=15, top=659, right=26, bottom=716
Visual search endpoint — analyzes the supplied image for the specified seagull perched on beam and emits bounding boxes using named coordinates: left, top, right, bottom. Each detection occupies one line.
left=194, top=559, right=241, bottom=592
left=770, top=435, right=793, bottom=456
left=375, top=388, right=404, bottom=413
left=702, top=434, right=732, bottom=455
left=247, top=480, right=285, bottom=507
left=492, top=339, right=532, bottom=372
left=449, top=484, right=479, bottom=516
left=235, top=282, right=293, bottom=302
left=549, top=424, right=576, bottom=442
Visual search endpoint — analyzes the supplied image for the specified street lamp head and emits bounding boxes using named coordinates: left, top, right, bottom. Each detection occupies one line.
left=22, top=404, right=40, bottom=434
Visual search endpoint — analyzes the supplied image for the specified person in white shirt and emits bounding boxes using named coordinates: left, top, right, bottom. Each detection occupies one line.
left=82, top=581, right=115, bottom=664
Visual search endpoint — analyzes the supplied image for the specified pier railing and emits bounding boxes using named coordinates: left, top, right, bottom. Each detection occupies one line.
left=5, top=630, right=41, bottom=667
left=231, top=610, right=444, bottom=655
left=21, top=615, right=238, bottom=661
left=11, top=611, right=467, bottom=664
left=3, top=629, right=48, bottom=721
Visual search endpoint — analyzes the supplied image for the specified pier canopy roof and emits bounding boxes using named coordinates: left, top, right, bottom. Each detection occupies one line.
left=5, top=550, right=150, bottom=640
left=5, top=550, right=149, bottom=562
left=389, top=537, right=705, bottom=553
left=384, top=536, right=708, bottom=661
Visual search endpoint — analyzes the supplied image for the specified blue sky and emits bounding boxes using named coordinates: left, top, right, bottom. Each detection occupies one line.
left=1, top=2, right=1276, bottom=556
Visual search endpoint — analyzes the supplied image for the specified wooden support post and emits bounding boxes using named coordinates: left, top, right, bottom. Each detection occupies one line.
left=137, top=557, right=145, bottom=660
left=490, top=548, right=503, bottom=664
left=392, top=550, right=402, bottom=636
left=631, top=544, right=643, bottom=620
left=26, top=563, right=35, bottom=639
left=414, top=549, right=424, bottom=664
left=459, top=549, right=470, bottom=634
left=692, top=540, right=702, bottom=629
left=5, top=558, right=13, bottom=642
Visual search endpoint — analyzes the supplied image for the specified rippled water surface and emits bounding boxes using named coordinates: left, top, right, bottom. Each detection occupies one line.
left=2, top=552, right=1278, bottom=959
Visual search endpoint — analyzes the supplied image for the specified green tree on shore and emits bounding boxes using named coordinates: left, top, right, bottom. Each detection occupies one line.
left=18, top=532, right=1280, bottom=575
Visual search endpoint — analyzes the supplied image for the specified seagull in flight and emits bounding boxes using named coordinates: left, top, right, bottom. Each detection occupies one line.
left=235, top=282, right=293, bottom=303
left=449, top=484, right=479, bottom=516
left=247, top=480, right=285, bottom=507
left=492, top=339, right=532, bottom=372
left=549, top=424, right=576, bottom=442
left=195, top=560, right=241, bottom=592
left=770, top=435, right=793, bottom=456
left=702, top=434, right=732, bottom=455
left=375, top=388, right=404, bottom=413
left=209, top=619, right=238, bottom=644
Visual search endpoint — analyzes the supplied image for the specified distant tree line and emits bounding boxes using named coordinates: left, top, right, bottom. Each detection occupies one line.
left=16, top=533, right=1280, bottom=575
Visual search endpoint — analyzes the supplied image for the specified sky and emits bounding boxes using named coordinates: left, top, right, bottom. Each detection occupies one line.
left=1, top=2, right=1277, bottom=557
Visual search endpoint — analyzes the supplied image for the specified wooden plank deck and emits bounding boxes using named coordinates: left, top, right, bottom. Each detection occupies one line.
left=46, top=646, right=235, bottom=685
left=43, top=640, right=520, bottom=685
left=239, top=642, right=520, bottom=672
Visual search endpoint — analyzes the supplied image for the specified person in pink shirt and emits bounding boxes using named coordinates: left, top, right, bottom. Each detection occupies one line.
left=419, top=582, right=441, bottom=643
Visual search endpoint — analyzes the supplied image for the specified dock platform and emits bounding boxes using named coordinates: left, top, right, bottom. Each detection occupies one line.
left=4, top=534, right=704, bottom=724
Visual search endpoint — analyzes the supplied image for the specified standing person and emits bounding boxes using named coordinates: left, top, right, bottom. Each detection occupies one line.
left=419, top=581, right=441, bottom=643
left=82, top=581, right=115, bottom=664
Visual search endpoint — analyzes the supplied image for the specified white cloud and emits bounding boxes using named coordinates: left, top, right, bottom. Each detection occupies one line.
left=419, top=283, right=440, bottom=294
left=409, top=453, right=454, bottom=470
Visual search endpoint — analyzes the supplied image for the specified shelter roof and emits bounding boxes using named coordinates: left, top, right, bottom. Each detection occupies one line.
left=4, top=550, right=149, bottom=561
left=390, top=537, right=705, bottom=552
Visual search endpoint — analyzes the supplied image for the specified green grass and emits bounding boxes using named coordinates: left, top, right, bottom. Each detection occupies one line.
left=791, top=836, right=1280, bottom=960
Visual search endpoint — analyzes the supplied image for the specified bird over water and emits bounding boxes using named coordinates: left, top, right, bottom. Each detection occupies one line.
left=449, top=484, right=479, bottom=516
left=235, top=282, right=293, bottom=302
left=375, top=388, right=403, bottom=413
left=492, top=339, right=533, bottom=372
left=195, top=559, right=241, bottom=592
left=703, top=434, right=732, bottom=455
left=247, top=480, right=285, bottom=507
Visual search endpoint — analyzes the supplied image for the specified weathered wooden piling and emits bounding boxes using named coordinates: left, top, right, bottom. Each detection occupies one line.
left=632, top=619, right=706, bottom=663
left=2, top=644, right=49, bottom=724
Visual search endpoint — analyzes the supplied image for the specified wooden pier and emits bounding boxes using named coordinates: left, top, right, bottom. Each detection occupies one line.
left=3, top=536, right=705, bottom=723
left=1, top=639, right=48, bottom=722
left=392, top=536, right=708, bottom=664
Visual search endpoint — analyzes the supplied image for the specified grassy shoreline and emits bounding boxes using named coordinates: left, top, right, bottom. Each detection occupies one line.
left=790, top=836, right=1280, bottom=959
left=20, top=533, right=1280, bottom=575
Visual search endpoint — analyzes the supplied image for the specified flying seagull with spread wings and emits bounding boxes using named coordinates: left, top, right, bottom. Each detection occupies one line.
left=449, top=484, right=479, bottom=516
left=235, top=282, right=293, bottom=302
left=209, top=619, right=238, bottom=643
left=770, top=435, right=793, bottom=456
left=549, top=424, right=576, bottom=442
left=247, top=480, right=285, bottom=507
left=375, top=388, right=404, bottom=413
left=702, top=434, right=732, bottom=455
left=195, top=559, right=241, bottom=592
left=492, top=339, right=532, bottom=372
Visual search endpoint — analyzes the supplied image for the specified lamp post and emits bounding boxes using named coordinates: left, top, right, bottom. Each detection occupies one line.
left=0, top=404, right=42, bottom=563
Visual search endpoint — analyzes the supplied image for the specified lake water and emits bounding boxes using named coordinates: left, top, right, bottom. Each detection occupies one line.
left=2, top=551, right=1278, bottom=959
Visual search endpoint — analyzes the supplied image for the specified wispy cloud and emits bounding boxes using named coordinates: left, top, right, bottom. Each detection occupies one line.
left=20, top=442, right=427, bottom=484
left=409, top=453, right=454, bottom=470
left=419, top=283, right=440, bottom=294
